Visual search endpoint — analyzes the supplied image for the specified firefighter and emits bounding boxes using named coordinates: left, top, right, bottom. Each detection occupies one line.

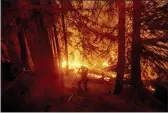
left=77, top=66, right=89, bottom=92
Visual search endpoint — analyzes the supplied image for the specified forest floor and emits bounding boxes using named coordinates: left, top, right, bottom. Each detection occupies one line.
left=1, top=71, right=164, bottom=112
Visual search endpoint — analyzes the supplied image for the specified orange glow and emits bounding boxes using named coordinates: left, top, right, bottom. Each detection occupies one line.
left=104, top=77, right=110, bottom=81
left=62, top=60, right=67, bottom=68
left=102, top=62, right=109, bottom=67
left=95, top=75, right=103, bottom=79
left=61, top=60, right=88, bottom=69
left=62, top=59, right=111, bottom=69
left=112, top=74, right=116, bottom=78
left=146, top=85, right=155, bottom=92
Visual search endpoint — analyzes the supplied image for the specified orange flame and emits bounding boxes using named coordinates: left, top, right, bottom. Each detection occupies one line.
left=61, top=60, right=88, bottom=68
left=102, top=61, right=109, bottom=67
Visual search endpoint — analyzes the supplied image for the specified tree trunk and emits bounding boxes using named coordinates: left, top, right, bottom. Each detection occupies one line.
left=113, top=0, right=126, bottom=94
left=61, top=0, right=69, bottom=76
left=131, top=0, right=142, bottom=87
left=53, top=23, right=65, bottom=88
left=18, top=27, right=35, bottom=71
left=24, top=6, right=62, bottom=97
left=131, top=0, right=143, bottom=102
left=32, top=14, right=56, bottom=75
left=53, top=24, right=62, bottom=72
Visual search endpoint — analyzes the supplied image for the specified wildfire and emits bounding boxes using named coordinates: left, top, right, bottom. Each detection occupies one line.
left=61, top=60, right=88, bottom=68
left=62, top=60, right=67, bottom=68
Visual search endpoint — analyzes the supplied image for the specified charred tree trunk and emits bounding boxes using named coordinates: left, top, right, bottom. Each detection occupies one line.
left=53, top=23, right=65, bottom=88
left=131, top=0, right=142, bottom=99
left=114, top=0, right=126, bottom=94
left=61, top=0, right=69, bottom=76
left=18, top=27, right=35, bottom=71
left=15, top=0, right=35, bottom=72
left=31, top=6, right=57, bottom=75
left=53, top=24, right=62, bottom=72
left=29, top=11, right=59, bottom=80
left=27, top=0, right=63, bottom=94
left=131, top=0, right=142, bottom=87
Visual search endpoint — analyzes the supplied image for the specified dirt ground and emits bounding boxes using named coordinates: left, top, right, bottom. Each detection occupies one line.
left=1, top=72, right=163, bottom=112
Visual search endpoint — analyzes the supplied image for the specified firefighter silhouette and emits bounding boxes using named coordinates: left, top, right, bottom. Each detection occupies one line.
left=77, top=66, right=89, bottom=92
